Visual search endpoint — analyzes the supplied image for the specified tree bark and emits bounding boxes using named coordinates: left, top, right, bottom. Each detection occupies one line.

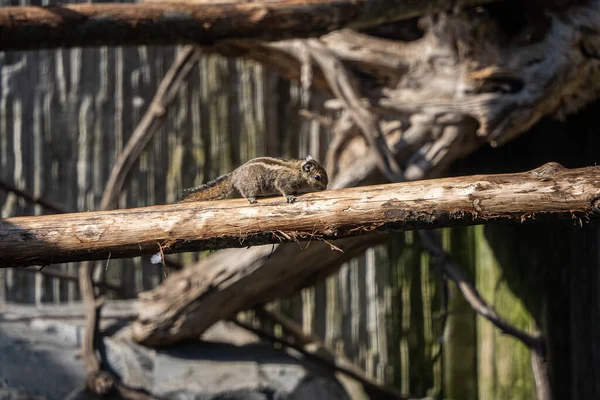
left=134, top=233, right=389, bottom=346
left=0, top=163, right=598, bottom=269
left=0, top=0, right=499, bottom=50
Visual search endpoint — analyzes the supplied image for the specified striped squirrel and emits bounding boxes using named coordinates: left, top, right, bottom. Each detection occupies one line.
left=179, top=155, right=328, bottom=204
left=150, top=156, right=327, bottom=264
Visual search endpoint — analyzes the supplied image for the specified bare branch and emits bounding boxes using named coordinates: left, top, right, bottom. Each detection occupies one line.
left=1, top=163, right=598, bottom=268
left=254, top=307, right=406, bottom=399
left=418, top=230, right=552, bottom=400
left=133, top=233, right=385, bottom=346
left=0, top=0, right=502, bottom=50
left=0, top=179, right=66, bottom=214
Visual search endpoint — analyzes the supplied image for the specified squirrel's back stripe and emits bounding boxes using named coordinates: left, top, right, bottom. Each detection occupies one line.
left=242, top=158, right=302, bottom=172
left=179, top=173, right=233, bottom=202
left=244, top=157, right=300, bottom=168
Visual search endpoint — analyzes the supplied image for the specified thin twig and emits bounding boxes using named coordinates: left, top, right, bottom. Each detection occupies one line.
left=0, top=179, right=66, bottom=214
left=418, top=230, right=551, bottom=400
left=21, top=267, right=124, bottom=296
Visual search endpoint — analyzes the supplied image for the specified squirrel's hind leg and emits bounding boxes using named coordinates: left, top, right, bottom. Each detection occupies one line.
left=236, top=185, right=259, bottom=204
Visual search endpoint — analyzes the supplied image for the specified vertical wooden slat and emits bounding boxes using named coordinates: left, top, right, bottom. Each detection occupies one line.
left=226, top=58, right=242, bottom=166
left=442, top=227, right=478, bottom=399
left=263, top=73, right=280, bottom=158
left=250, top=63, right=265, bottom=158
left=386, top=235, right=403, bottom=390
left=476, top=224, right=540, bottom=400
left=325, top=274, right=342, bottom=350
left=566, top=226, right=600, bottom=399
left=364, top=248, right=380, bottom=378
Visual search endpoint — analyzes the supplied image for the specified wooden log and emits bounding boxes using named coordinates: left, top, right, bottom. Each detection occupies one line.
left=0, top=0, right=501, bottom=50
left=0, top=163, right=599, bottom=269
left=134, top=234, right=388, bottom=346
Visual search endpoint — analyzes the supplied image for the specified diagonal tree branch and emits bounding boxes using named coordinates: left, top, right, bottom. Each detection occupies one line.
left=0, top=179, right=66, bottom=214
left=100, top=45, right=201, bottom=210
left=253, top=307, right=406, bottom=399
left=77, top=45, right=201, bottom=398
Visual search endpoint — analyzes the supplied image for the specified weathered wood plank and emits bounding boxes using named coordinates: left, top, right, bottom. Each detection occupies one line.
left=0, top=162, right=598, bottom=268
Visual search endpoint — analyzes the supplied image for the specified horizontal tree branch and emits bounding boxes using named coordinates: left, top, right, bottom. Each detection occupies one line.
left=0, top=0, right=500, bottom=50
left=0, top=162, right=598, bottom=269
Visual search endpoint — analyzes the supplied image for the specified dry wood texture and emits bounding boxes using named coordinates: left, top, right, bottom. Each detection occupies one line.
left=0, top=163, right=598, bottom=269
left=134, top=233, right=387, bottom=346
left=0, top=0, right=498, bottom=50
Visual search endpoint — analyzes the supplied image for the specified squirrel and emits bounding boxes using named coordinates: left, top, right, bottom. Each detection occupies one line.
left=179, top=155, right=328, bottom=204
left=150, top=156, right=327, bottom=264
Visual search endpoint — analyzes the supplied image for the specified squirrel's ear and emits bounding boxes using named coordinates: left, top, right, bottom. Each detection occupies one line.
left=302, top=157, right=314, bottom=172
left=305, top=155, right=314, bottom=161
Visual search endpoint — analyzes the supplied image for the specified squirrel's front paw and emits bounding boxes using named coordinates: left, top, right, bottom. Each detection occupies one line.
left=286, top=195, right=297, bottom=204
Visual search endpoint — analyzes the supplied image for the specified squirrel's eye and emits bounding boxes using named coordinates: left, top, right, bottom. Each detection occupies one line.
left=314, top=175, right=321, bottom=181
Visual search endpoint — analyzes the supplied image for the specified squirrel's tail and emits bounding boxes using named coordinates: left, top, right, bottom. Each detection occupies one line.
left=178, top=173, right=234, bottom=202
left=151, top=174, right=235, bottom=264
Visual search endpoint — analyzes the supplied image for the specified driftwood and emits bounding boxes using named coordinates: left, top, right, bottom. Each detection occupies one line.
left=0, top=0, right=499, bottom=50
left=133, top=232, right=386, bottom=345
left=0, top=163, right=598, bottom=269
left=206, top=0, right=600, bottom=184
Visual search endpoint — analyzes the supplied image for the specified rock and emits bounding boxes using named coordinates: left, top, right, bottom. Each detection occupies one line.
left=0, top=301, right=350, bottom=400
